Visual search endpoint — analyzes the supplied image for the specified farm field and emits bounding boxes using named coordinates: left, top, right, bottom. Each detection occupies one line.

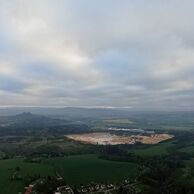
left=46, top=155, right=139, bottom=185
left=0, top=155, right=139, bottom=194
left=179, top=145, right=194, bottom=153
left=0, top=159, right=55, bottom=194
left=103, top=118, right=133, bottom=124
left=129, top=141, right=175, bottom=156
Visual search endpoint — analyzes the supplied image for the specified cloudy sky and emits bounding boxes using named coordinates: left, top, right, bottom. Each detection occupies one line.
left=0, top=0, right=194, bottom=110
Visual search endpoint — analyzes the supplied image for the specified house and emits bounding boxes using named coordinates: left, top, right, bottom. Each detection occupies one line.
left=25, top=186, right=33, bottom=194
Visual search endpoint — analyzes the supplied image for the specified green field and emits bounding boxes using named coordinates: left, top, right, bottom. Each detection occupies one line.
left=47, top=155, right=139, bottom=185
left=179, top=145, right=194, bottom=153
left=103, top=118, right=133, bottom=124
left=129, top=142, right=175, bottom=156
left=0, top=159, right=54, bottom=194
left=0, top=155, right=139, bottom=194
left=161, top=125, right=193, bottom=131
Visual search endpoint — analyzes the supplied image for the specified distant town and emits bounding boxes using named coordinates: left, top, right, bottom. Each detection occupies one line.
left=24, top=176, right=141, bottom=194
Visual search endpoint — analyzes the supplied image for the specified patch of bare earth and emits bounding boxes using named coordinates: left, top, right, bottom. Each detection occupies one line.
left=65, top=133, right=174, bottom=145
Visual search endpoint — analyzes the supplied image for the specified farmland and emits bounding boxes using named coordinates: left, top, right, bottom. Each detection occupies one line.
left=47, top=155, right=139, bottom=185
left=129, top=141, right=175, bottom=156
left=0, top=159, right=54, bottom=194
left=103, top=119, right=134, bottom=125
left=1, top=110, right=194, bottom=193
left=0, top=155, right=139, bottom=194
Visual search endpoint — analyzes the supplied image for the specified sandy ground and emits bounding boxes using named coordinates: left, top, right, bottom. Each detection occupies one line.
left=65, top=132, right=174, bottom=145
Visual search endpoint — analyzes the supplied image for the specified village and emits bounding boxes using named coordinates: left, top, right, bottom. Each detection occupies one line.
left=24, top=176, right=141, bottom=194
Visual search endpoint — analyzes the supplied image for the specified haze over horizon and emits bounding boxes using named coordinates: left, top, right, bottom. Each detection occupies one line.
left=0, top=0, right=194, bottom=111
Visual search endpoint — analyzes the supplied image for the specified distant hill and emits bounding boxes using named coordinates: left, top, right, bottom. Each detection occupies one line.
left=0, top=112, right=66, bottom=126
left=0, top=107, right=133, bottom=119
left=1, top=108, right=194, bottom=135
left=0, top=112, right=89, bottom=136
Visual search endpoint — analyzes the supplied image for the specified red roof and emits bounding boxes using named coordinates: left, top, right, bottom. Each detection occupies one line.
left=25, top=186, right=32, bottom=194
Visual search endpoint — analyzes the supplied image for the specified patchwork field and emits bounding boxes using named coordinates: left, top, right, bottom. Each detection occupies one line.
left=66, top=132, right=174, bottom=145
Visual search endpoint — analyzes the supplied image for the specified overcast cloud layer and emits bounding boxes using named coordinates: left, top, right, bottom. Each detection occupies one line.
left=0, top=0, right=194, bottom=110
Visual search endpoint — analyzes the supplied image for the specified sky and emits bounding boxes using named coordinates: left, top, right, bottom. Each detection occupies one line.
left=0, top=0, right=194, bottom=110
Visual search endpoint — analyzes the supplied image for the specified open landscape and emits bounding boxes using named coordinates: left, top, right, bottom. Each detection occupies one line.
left=1, top=1, right=194, bottom=193
left=0, top=108, right=194, bottom=193
left=0, top=155, right=140, bottom=194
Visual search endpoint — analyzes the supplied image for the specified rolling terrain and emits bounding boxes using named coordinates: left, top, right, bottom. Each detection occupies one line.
left=0, top=108, right=194, bottom=193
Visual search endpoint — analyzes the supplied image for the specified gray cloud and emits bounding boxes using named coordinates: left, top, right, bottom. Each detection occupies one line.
left=0, top=0, right=194, bottom=110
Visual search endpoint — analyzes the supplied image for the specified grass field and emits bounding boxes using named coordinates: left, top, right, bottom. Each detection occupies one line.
left=161, top=125, right=193, bottom=131
left=103, top=118, right=133, bottom=124
left=179, top=145, right=194, bottom=153
left=129, top=142, right=175, bottom=156
left=47, top=155, right=139, bottom=185
left=0, top=155, right=139, bottom=194
left=0, top=159, right=54, bottom=194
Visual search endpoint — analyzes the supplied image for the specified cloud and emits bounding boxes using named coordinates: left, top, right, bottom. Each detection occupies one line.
left=0, top=0, right=194, bottom=110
